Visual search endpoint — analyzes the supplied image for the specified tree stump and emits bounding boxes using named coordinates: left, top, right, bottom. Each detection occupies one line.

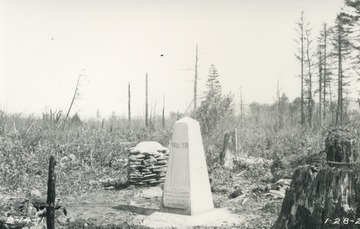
left=325, top=127, right=358, bottom=165
left=272, top=127, right=360, bottom=229
left=220, top=131, right=236, bottom=169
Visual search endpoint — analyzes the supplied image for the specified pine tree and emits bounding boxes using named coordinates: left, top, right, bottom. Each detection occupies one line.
left=192, top=65, right=233, bottom=136
left=317, top=23, right=332, bottom=124
left=331, top=13, right=353, bottom=125
left=344, top=0, right=360, bottom=80
left=206, top=64, right=222, bottom=99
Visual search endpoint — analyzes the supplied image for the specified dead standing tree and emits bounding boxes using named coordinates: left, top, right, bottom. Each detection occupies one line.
left=194, top=44, right=198, bottom=110
left=162, top=92, right=165, bottom=129
left=272, top=127, right=360, bottom=229
left=145, top=73, right=149, bottom=128
left=318, top=23, right=330, bottom=123
left=317, top=42, right=323, bottom=125
left=57, top=74, right=81, bottom=130
left=305, top=27, right=314, bottom=129
left=295, top=11, right=306, bottom=126
left=128, top=81, right=131, bottom=125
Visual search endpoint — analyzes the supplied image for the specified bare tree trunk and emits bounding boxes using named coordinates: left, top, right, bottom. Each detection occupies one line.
left=330, top=84, right=335, bottom=124
left=276, top=81, right=281, bottom=131
left=162, top=93, right=165, bottom=129
left=336, top=27, right=342, bottom=126
left=194, top=44, right=198, bottom=110
left=145, top=73, right=149, bottom=128
left=306, top=30, right=313, bottom=129
left=301, top=38, right=305, bottom=126
left=323, top=24, right=327, bottom=121
left=240, top=86, right=244, bottom=128
left=128, top=82, right=131, bottom=125
left=318, top=46, right=322, bottom=126
left=299, top=12, right=305, bottom=126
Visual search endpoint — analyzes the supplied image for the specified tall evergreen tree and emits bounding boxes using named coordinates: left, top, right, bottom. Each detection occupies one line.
left=343, top=0, right=360, bottom=82
left=206, top=64, right=222, bottom=99
left=192, top=65, right=233, bottom=136
left=331, top=13, right=353, bottom=125
left=317, top=23, right=332, bottom=123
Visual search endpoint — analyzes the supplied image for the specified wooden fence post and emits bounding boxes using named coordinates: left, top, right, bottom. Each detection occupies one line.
left=46, top=155, right=56, bottom=229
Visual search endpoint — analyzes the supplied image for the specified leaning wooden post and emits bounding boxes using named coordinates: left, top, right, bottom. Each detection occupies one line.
left=46, top=155, right=56, bottom=229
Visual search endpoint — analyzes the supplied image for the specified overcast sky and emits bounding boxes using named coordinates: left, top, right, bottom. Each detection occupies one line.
left=0, top=0, right=345, bottom=118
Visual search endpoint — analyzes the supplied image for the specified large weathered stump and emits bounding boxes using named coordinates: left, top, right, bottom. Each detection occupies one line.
left=272, top=127, right=360, bottom=229
left=272, top=166, right=360, bottom=228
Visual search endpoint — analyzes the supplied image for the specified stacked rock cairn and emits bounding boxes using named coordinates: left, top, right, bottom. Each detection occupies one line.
left=127, top=141, right=170, bottom=185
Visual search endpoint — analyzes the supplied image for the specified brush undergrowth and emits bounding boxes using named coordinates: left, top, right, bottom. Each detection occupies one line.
left=0, top=111, right=333, bottom=193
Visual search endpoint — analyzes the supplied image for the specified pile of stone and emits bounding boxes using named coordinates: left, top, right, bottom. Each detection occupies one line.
left=127, top=141, right=169, bottom=185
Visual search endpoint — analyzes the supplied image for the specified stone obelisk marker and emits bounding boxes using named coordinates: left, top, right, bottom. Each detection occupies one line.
left=160, top=117, right=214, bottom=216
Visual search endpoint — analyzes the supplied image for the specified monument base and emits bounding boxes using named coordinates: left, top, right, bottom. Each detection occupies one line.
left=142, top=208, right=240, bottom=228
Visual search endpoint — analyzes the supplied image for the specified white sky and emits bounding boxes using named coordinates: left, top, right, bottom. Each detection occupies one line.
left=0, top=0, right=345, bottom=119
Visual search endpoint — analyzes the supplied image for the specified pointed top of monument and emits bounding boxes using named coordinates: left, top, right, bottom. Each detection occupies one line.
left=176, top=117, right=198, bottom=124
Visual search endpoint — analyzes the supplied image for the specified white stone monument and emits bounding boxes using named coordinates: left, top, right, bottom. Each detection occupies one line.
left=160, top=117, right=213, bottom=215
left=143, top=117, right=240, bottom=228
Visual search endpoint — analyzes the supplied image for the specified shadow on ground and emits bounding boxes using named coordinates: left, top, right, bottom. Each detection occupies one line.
left=112, top=205, right=158, bottom=216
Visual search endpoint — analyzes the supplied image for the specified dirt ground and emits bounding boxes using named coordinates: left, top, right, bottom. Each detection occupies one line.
left=55, top=169, right=281, bottom=228
left=1, top=167, right=282, bottom=228
left=54, top=185, right=280, bottom=228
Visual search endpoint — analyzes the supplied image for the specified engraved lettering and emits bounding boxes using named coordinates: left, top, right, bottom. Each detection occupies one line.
left=163, top=187, right=190, bottom=209
left=171, top=142, right=188, bottom=149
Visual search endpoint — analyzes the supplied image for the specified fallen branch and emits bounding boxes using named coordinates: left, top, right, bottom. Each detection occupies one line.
left=25, top=120, right=37, bottom=135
